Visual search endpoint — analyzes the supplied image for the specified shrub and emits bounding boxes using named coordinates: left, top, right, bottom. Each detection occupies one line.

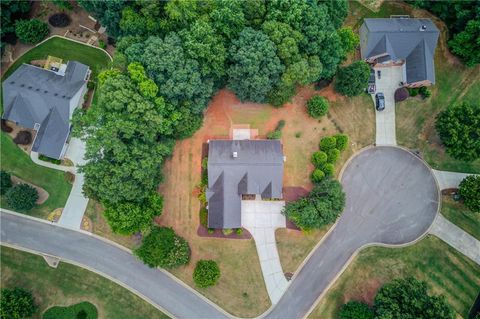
left=39, top=154, right=61, bottom=165
left=87, top=81, right=95, bottom=90
left=334, top=134, right=349, bottom=151
left=295, top=132, right=302, bottom=138
left=307, top=95, right=329, bottom=118
left=1, top=120, right=13, bottom=133
left=267, top=130, right=282, bottom=140
left=5, top=184, right=38, bottom=211
left=283, top=179, right=345, bottom=230
left=13, top=130, right=32, bottom=145
left=458, top=175, right=480, bottom=212
left=327, top=148, right=340, bottom=164
left=374, top=277, right=454, bottom=319
left=339, top=301, right=374, bottom=319
left=311, top=169, right=326, bottom=183
left=394, top=87, right=409, bottom=102
left=436, top=102, right=480, bottom=161
left=335, top=61, right=371, bottom=96
left=103, top=193, right=163, bottom=235
left=0, top=287, right=37, bottom=319
left=319, top=136, right=337, bottom=151
left=134, top=226, right=190, bottom=268
left=43, top=301, right=97, bottom=319
left=311, top=151, right=328, bottom=167
left=51, top=0, right=73, bottom=11
left=48, top=13, right=71, bottom=27
left=98, top=39, right=106, bottom=49
left=419, top=86, right=431, bottom=98
left=198, top=186, right=207, bottom=205
left=201, top=157, right=208, bottom=170
left=207, top=228, right=215, bottom=234
left=200, top=208, right=208, bottom=227
left=235, top=228, right=243, bottom=235
left=222, top=228, right=233, bottom=236
left=276, top=120, right=286, bottom=131
left=193, top=260, right=221, bottom=288
left=322, top=163, right=335, bottom=176
left=1, top=170, right=12, bottom=195
left=15, top=19, right=49, bottom=44
left=408, top=87, right=419, bottom=97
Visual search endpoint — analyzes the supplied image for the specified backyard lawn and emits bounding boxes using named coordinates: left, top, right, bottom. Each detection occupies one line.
left=309, top=236, right=480, bottom=319
left=2, top=36, right=111, bottom=80
left=0, top=246, right=169, bottom=319
left=441, top=196, right=480, bottom=240
left=0, top=133, right=71, bottom=219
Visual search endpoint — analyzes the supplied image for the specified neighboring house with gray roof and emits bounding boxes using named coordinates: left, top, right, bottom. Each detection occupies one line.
left=360, top=17, right=439, bottom=87
left=206, top=140, right=284, bottom=228
left=2, top=61, right=89, bottom=159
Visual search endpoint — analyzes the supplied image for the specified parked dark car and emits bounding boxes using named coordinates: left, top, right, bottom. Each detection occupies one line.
left=375, top=93, right=385, bottom=111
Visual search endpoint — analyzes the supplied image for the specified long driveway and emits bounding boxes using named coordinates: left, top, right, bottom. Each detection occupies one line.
left=1, top=146, right=440, bottom=319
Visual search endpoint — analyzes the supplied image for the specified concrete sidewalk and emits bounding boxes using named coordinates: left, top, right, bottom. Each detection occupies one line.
left=430, top=214, right=480, bottom=265
left=241, top=199, right=288, bottom=304
left=432, top=169, right=476, bottom=190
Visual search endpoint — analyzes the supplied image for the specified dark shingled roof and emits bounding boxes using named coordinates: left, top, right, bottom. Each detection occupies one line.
left=2, top=61, right=89, bottom=159
left=359, top=18, right=439, bottom=84
left=207, top=140, right=284, bottom=228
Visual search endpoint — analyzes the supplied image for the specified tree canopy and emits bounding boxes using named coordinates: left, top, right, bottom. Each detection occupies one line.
left=435, top=102, right=480, bottom=161
left=335, top=61, right=371, bottom=96
left=458, top=175, right=480, bottom=212
left=0, top=287, right=37, bottom=319
left=15, top=19, right=49, bottom=44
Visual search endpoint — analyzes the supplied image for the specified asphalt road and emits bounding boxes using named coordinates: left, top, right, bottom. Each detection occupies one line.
left=0, top=147, right=439, bottom=319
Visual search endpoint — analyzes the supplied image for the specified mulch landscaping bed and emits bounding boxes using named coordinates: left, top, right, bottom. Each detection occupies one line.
left=197, top=226, right=252, bottom=239
left=283, top=186, right=309, bottom=202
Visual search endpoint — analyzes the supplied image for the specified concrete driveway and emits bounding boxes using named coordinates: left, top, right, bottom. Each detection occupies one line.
left=241, top=198, right=288, bottom=305
left=372, top=65, right=403, bottom=145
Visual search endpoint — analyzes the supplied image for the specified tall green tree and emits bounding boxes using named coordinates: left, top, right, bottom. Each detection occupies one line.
left=77, top=0, right=130, bottom=38
left=449, top=19, right=480, bottom=67
left=458, top=175, right=480, bottom=212
left=0, top=287, right=37, bottom=319
left=227, top=28, right=284, bottom=103
left=335, top=61, right=371, bottom=96
left=209, top=0, right=246, bottom=42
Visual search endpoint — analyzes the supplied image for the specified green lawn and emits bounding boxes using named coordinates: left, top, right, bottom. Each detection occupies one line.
left=0, top=133, right=72, bottom=218
left=309, top=236, right=480, bottom=319
left=0, top=246, right=170, bottom=319
left=441, top=196, right=480, bottom=240
left=2, top=37, right=111, bottom=80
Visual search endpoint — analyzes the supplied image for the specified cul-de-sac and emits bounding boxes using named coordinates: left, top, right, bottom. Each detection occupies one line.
left=1, top=1, right=479, bottom=319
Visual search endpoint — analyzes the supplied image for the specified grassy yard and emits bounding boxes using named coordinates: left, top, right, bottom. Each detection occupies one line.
left=309, top=236, right=480, bottom=319
left=441, top=195, right=480, bottom=240
left=0, top=133, right=71, bottom=218
left=2, top=36, right=111, bottom=80
left=0, top=246, right=169, bottom=319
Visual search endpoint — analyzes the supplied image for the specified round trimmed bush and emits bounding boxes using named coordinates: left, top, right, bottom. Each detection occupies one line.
left=1, top=120, right=13, bottom=133
left=311, top=151, right=328, bottom=167
left=1, top=170, right=12, bottom=195
left=327, top=148, right=340, bottom=163
left=394, top=87, right=409, bottom=102
left=0, top=287, right=37, bottom=319
left=48, top=13, right=71, bottom=28
left=311, top=169, right=326, bottom=183
left=13, top=130, right=32, bottom=145
left=334, top=134, right=349, bottom=151
left=322, top=163, right=335, bottom=176
left=5, top=184, right=38, bottom=211
left=339, top=301, right=374, bottom=319
left=458, top=175, right=480, bottom=212
left=193, top=260, right=221, bottom=288
left=15, top=19, right=49, bottom=44
left=307, top=96, right=329, bottom=118
left=319, top=136, right=337, bottom=151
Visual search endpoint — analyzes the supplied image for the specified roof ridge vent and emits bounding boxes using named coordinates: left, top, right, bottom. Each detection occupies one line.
left=233, top=151, right=238, bottom=158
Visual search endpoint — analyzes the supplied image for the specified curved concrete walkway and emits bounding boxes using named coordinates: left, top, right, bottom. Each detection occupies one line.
left=432, top=169, right=477, bottom=190
left=429, top=214, right=480, bottom=265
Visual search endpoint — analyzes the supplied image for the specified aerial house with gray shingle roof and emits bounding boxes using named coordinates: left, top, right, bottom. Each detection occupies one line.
left=360, top=17, right=439, bottom=87
left=2, top=61, right=90, bottom=159
left=206, top=140, right=284, bottom=229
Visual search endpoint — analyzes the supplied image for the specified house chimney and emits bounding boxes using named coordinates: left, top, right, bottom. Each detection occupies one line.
left=420, top=25, right=426, bottom=31
left=233, top=151, right=238, bottom=158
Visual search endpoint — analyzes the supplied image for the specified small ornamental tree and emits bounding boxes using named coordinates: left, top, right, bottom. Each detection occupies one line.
left=436, top=102, right=480, bottom=161
left=334, top=134, right=349, bottom=151
left=134, top=227, right=190, bottom=268
left=5, top=184, right=38, bottom=211
left=193, top=260, right=221, bottom=288
left=311, top=151, right=328, bottom=167
left=15, top=19, right=49, bottom=44
left=327, top=148, right=340, bottom=164
left=0, top=287, right=37, bottom=319
left=1, top=170, right=12, bottom=195
left=322, top=163, right=335, bottom=176
left=335, top=61, right=371, bottom=97
left=374, top=277, right=455, bottom=319
left=319, top=136, right=337, bottom=151
left=307, top=95, right=329, bottom=119
left=458, top=175, right=480, bottom=212
left=339, top=301, right=374, bottom=319
left=311, top=169, right=326, bottom=183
